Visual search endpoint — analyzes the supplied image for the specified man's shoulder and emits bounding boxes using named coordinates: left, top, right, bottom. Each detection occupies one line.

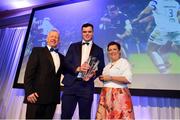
left=32, top=47, right=46, bottom=52
left=69, top=41, right=81, bottom=48
left=71, top=41, right=81, bottom=45
left=33, top=47, right=46, bottom=50
left=93, top=43, right=103, bottom=49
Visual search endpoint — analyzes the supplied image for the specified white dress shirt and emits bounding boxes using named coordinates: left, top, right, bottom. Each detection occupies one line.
left=47, top=45, right=60, bottom=73
left=81, top=40, right=92, bottom=65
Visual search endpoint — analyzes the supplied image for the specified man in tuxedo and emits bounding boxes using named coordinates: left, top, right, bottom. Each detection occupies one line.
left=24, top=29, right=65, bottom=119
left=61, top=23, right=105, bottom=119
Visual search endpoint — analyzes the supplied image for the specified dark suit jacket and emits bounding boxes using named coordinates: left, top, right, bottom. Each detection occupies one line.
left=62, top=41, right=105, bottom=94
left=24, top=47, right=64, bottom=104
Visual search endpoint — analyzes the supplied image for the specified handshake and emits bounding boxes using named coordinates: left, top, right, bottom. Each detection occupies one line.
left=77, top=56, right=99, bottom=81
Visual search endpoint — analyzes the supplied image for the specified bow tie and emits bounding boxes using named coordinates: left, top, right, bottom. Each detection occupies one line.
left=50, top=48, right=58, bottom=53
left=82, top=42, right=90, bottom=45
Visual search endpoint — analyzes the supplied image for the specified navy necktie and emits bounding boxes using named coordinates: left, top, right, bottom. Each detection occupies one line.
left=50, top=48, right=58, bottom=53
left=82, top=42, right=90, bottom=45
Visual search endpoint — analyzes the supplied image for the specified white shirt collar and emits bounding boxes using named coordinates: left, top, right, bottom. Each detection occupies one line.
left=47, top=45, right=58, bottom=51
left=47, top=45, right=51, bottom=51
left=82, top=40, right=93, bottom=45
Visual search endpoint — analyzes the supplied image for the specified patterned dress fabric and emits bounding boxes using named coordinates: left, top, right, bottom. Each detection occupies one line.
left=96, top=87, right=135, bottom=120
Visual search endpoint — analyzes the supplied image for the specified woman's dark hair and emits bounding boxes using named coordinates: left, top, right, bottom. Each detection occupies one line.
left=81, top=23, right=94, bottom=31
left=107, top=41, right=121, bottom=51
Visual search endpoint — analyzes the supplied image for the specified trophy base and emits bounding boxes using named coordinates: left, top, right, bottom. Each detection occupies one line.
left=77, top=72, right=84, bottom=78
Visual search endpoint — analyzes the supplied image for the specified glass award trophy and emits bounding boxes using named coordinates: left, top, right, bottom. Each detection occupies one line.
left=77, top=56, right=99, bottom=79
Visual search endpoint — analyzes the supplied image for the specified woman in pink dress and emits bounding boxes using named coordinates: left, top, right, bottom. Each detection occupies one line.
left=96, top=41, right=135, bottom=120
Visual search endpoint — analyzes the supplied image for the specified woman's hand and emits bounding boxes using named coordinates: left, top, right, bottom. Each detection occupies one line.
left=99, top=75, right=112, bottom=81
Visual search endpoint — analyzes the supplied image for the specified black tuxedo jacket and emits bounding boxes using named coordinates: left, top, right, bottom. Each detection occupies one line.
left=62, top=41, right=105, bottom=93
left=24, top=47, right=64, bottom=104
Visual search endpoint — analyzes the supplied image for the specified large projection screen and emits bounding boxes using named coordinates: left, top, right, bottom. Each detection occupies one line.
left=14, top=0, right=180, bottom=97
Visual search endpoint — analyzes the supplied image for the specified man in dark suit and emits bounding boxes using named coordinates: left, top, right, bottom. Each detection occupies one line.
left=24, top=29, right=64, bottom=119
left=61, top=23, right=105, bottom=119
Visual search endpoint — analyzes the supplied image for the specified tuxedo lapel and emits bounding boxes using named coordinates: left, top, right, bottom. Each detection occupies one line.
left=90, top=43, right=95, bottom=56
left=44, top=47, right=55, bottom=71
left=76, top=42, right=82, bottom=65
left=57, top=53, right=62, bottom=73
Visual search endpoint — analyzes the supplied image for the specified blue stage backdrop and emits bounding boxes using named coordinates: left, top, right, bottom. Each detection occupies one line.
left=14, top=0, right=180, bottom=97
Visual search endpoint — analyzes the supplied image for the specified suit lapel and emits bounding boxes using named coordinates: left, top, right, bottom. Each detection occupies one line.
left=44, top=47, right=55, bottom=71
left=90, top=43, right=95, bottom=56
left=76, top=42, right=82, bottom=65
left=57, top=53, right=61, bottom=73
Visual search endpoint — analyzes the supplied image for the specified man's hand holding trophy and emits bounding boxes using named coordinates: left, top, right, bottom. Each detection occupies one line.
left=77, top=56, right=100, bottom=81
